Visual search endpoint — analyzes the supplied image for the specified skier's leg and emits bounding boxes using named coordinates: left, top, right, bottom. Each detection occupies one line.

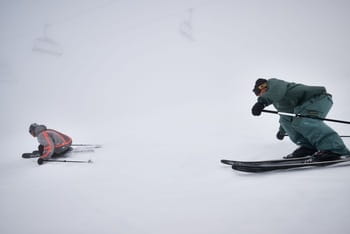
left=279, top=115, right=314, bottom=148
left=52, top=145, right=73, bottom=158
left=293, top=94, right=350, bottom=155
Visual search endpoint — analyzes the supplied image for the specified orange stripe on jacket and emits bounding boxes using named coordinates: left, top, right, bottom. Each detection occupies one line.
left=40, top=132, right=54, bottom=159
left=49, top=129, right=72, bottom=148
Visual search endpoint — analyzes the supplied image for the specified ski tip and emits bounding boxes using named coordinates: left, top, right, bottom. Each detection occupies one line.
left=22, top=153, right=40, bottom=158
left=221, top=159, right=234, bottom=165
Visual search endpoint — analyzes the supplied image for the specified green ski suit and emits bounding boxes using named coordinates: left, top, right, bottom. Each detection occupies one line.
left=257, top=78, right=349, bottom=155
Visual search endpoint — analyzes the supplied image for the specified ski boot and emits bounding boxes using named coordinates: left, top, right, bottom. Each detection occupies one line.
left=311, top=151, right=341, bottom=162
left=284, top=146, right=317, bottom=159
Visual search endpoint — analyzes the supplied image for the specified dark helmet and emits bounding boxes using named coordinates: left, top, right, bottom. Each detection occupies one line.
left=253, top=78, right=268, bottom=96
left=29, top=123, right=46, bottom=136
left=29, top=123, right=39, bottom=135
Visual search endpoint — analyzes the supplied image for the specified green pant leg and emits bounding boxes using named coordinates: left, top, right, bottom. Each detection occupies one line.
left=279, top=115, right=314, bottom=149
left=293, top=95, right=350, bottom=155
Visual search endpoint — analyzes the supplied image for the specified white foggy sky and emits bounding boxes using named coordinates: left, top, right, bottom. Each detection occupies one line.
left=1, top=1, right=350, bottom=234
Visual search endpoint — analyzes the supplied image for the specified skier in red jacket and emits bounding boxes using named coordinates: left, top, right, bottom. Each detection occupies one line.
left=29, top=123, right=72, bottom=165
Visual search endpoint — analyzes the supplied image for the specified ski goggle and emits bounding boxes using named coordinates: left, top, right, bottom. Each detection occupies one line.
left=29, top=123, right=38, bottom=135
left=253, top=82, right=267, bottom=96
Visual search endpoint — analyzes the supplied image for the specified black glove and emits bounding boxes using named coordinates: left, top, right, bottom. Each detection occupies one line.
left=276, top=130, right=285, bottom=140
left=251, top=102, right=265, bottom=116
left=38, top=145, right=44, bottom=155
left=37, top=158, right=45, bottom=165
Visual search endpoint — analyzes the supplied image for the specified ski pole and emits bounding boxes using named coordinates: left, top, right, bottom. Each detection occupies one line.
left=283, top=134, right=350, bottom=138
left=262, top=110, right=350, bottom=124
left=43, top=159, right=93, bottom=163
left=71, top=144, right=102, bottom=148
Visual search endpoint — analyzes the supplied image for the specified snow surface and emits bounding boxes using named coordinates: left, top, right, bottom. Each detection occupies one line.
left=1, top=0, right=350, bottom=234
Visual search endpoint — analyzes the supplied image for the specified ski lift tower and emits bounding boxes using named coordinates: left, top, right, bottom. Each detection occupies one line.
left=179, top=8, right=195, bottom=41
left=32, top=24, right=63, bottom=56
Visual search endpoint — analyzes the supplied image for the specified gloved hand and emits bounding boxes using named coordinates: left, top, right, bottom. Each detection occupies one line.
left=276, top=130, right=285, bottom=140
left=38, top=145, right=44, bottom=155
left=251, top=102, right=265, bottom=116
left=37, top=158, right=45, bottom=165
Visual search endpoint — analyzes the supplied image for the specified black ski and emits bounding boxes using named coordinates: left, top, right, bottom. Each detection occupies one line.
left=22, top=151, right=41, bottom=158
left=22, top=146, right=96, bottom=159
left=221, top=156, right=311, bottom=166
left=230, top=156, right=350, bottom=173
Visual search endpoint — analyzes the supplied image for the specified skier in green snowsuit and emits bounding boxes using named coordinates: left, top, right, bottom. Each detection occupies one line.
left=251, top=78, right=350, bottom=161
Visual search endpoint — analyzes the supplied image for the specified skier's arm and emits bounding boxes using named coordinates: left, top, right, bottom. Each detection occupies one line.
left=276, top=126, right=286, bottom=140
left=258, top=78, right=288, bottom=105
left=37, top=132, right=55, bottom=159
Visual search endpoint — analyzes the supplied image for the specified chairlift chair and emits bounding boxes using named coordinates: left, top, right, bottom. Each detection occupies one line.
left=32, top=24, right=63, bottom=56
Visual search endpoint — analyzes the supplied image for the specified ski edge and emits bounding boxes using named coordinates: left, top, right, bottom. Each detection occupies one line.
left=221, top=156, right=312, bottom=166
left=72, top=144, right=102, bottom=148
left=231, top=156, right=350, bottom=173
left=22, top=146, right=95, bottom=159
